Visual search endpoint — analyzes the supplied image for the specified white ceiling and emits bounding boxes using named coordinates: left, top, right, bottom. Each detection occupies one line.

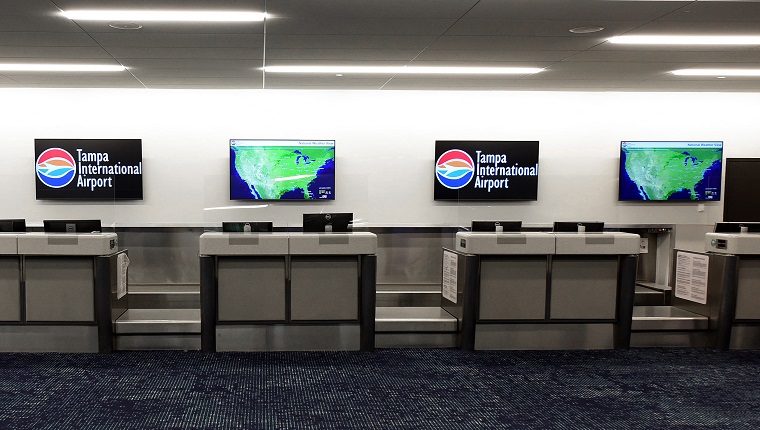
left=2, top=0, right=760, bottom=91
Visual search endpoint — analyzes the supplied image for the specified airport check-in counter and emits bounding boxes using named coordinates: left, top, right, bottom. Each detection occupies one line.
left=200, top=232, right=377, bottom=352
left=0, top=233, right=126, bottom=352
left=450, top=232, right=639, bottom=350
left=700, top=232, right=760, bottom=349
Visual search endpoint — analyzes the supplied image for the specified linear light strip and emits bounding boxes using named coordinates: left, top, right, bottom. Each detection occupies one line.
left=609, top=35, right=760, bottom=45
left=0, top=64, right=126, bottom=72
left=672, top=69, right=760, bottom=76
left=263, top=66, right=543, bottom=75
left=61, top=10, right=267, bottom=22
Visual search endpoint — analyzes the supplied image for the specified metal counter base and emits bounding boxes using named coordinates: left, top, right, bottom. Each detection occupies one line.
left=474, top=324, right=615, bottom=350
left=730, top=325, right=760, bottom=349
left=216, top=325, right=361, bottom=352
left=0, top=326, right=98, bottom=353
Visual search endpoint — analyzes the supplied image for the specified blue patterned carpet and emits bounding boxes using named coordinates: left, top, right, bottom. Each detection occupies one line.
left=1, top=348, right=759, bottom=429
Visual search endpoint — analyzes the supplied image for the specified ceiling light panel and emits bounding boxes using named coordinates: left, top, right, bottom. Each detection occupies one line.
left=0, top=64, right=126, bottom=72
left=263, top=66, right=543, bottom=75
left=61, top=10, right=267, bottom=22
left=609, top=35, right=760, bottom=45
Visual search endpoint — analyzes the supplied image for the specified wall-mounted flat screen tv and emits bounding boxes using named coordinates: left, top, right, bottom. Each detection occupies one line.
left=230, top=139, right=335, bottom=200
left=35, top=139, right=143, bottom=200
left=723, top=158, right=760, bottom=222
left=619, top=141, right=723, bottom=201
left=434, top=140, right=539, bottom=201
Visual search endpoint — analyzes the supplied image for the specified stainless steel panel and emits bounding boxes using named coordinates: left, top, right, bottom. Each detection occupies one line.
left=550, top=258, right=618, bottom=320
left=735, top=258, right=760, bottom=320
left=113, top=309, right=200, bottom=334
left=0, top=326, right=98, bottom=352
left=25, top=257, right=94, bottom=322
left=630, top=331, right=710, bottom=348
left=290, top=257, right=358, bottom=321
left=128, top=284, right=200, bottom=309
left=115, top=335, right=201, bottom=350
left=631, top=306, right=709, bottom=331
left=374, top=228, right=455, bottom=286
left=729, top=325, right=760, bottom=349
left=117, top=227, right=202, bottom=285
left=479, top=257, right=547, bottom=320
left=375, top=333, right=458, bottom=348
left=217, top=257, right=286, bottom=321
left=475, top=323, right=614, bottom=350
left=216, top=324, right=360, bottom=351
left=376, top=290, right=441, bottom=307
left=0, top=257, right=21, bottom=321
left=375, top=307, right=457, bottom=332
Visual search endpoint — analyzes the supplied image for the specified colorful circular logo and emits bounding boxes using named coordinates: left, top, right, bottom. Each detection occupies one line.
left=436, top=149, right=474, bottom=189
left=36, top=148, right=76, bottom=188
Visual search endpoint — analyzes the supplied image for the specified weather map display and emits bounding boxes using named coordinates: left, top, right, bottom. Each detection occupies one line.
left=619, top=141, right=723, bottom=201
left=230, top=139, right=335, bottom=200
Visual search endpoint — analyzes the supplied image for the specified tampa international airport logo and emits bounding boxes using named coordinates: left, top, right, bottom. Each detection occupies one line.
left=436, top=149, right=474, bottom=189
left=36, top=148, right=76, bottom=188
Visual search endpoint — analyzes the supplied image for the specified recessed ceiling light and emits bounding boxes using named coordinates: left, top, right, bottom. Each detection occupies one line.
left=672, top=69, right=760, bottom=76
left=108, top=22, right=143, bottom=30
left=609, top=35, right=760, bottom=45
left=569, top=26, right=604, bottom=34
left=61, top=10, right=268, bottom=22
left=263, top=66, right=544, bottom=75
left=0, top=64, right=126, bottom=72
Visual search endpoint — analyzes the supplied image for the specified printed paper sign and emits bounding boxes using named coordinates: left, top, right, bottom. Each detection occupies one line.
left=442, top=250, right=458, bottom=304
left=674, top=251, right=708, bottom=304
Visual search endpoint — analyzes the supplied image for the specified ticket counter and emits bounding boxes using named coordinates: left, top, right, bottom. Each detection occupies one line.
left=200, top=232, right=377, bottom=352
left=0, top=233, right=125, bottom=352
left=450, top=231, right=639, bottom=350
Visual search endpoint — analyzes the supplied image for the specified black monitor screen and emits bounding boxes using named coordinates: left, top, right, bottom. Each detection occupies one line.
left=302, top=213, right=353, bottom=233
left=35, top=139, right=143, bottom=200
left=43, top=219, right=102, bottom=233
left=723, top=158, right=760, bottom=222
left=619, top=141, right=722, bottom=201
left=230, top=139, right=335, bottom=200
left=553, top=221, right=604, bottom=233
left=714, top=223, right=760, bottom=233
left=471, top=221, right=522, bottom=232
left=0, top=219, right=25, bottom=232
left=222, top=222, right=273, bottom=232
left=434, top=140, right=539, bottom=201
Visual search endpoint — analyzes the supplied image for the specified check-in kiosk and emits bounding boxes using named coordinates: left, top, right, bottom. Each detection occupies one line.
left=450, top=231, right=639, bottom=350
left=0, top=233, right=125, bottom=352
left=702, top=231, right=760, bottom=349
left=199, top=232, right=377, bottom=352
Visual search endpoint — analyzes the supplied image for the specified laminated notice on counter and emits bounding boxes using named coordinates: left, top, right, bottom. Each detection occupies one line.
left=674, top=251, right=708, bottom=304
left=442, top=250, right=458, bottom=304
left=117, top=253, right=130, bottom=300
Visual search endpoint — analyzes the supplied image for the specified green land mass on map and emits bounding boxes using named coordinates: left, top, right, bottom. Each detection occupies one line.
left=233, top=146, right=333, bottom=199
left=623, top=148, right=721, bottom=200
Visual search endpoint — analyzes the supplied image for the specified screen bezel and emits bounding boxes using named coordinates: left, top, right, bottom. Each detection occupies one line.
left=618, top=140, right=723, bottom=202
left=471, top=220, right=522, bottom=232
left=222, top=222, right=274, bottom=233
left=0, top=219, right=25, bottom=232
left=229, top=139, right=336, bottom=201
left=43, top=219, right=102, bottom=233
left=302, top=213, right=353, bottom=233
left=553, top=221, right=605, bottom=233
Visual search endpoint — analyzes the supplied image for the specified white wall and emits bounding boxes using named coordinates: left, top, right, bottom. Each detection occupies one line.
left=2, top=88, right=758, bottom=227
